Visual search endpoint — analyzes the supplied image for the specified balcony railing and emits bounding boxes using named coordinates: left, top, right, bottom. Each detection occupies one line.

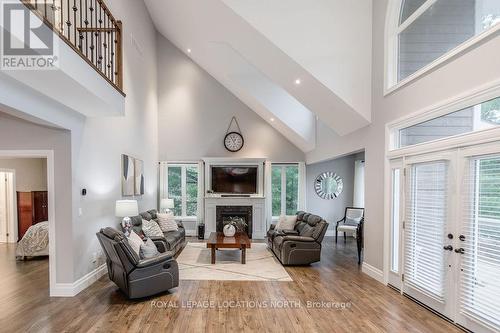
left=22, top=0, right=123, bottom=94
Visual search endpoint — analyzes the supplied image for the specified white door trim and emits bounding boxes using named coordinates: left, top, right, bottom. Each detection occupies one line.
left=0, top=168, right=17, bottom=243
left=0, top=150, right=56, bottom=296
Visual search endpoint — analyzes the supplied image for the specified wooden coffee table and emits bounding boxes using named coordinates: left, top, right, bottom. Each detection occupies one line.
left=206, top=232, right=251, bottom=264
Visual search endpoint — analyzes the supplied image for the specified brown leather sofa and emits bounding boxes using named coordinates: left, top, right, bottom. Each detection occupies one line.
left=267, top=211, right=329, bottom=265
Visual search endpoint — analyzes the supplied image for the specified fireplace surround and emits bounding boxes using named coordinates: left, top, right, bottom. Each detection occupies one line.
left=216, top=206, right=253, bottom=239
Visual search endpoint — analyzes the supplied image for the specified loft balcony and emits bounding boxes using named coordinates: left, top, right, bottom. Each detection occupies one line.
left=0, top=0, right=125, bottom=119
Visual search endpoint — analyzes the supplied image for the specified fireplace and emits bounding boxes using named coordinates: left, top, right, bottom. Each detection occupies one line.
left=216, top=206, right=253, bottom=239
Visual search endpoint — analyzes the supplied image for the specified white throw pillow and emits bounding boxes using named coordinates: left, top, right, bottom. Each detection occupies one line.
left=157, top=213, right=178, bottom=232
left=127, top=230, right=143, bottom=257
left=142, top=219, right=164, bottom=237
left=277, top=215, right=297, bottom=231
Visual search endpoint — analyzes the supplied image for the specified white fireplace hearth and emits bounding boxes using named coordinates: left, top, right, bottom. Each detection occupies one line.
left=204, top=197, right=266, bottom=239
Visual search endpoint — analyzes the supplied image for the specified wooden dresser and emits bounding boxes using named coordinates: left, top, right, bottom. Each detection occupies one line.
left=17, top=191, right=48, bottom=240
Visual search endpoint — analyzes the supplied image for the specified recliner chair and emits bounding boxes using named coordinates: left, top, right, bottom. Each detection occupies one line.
left=96, top=227, right=179, bottom=299
left=267, top=211, right=329, bottom=265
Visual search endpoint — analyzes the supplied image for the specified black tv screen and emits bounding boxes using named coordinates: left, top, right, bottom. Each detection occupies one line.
left=211, top=166, right=258, bottom=194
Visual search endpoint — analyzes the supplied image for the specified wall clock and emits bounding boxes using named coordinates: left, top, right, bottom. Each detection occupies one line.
left=224, top=131, right=244, bottom=152
left=224, top=116, right=244, bottom=152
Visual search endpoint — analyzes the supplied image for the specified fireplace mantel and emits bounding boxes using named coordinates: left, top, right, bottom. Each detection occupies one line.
left=204, top=196, right=266, bottom=239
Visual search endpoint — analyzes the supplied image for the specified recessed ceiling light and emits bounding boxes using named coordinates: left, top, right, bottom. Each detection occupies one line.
left=270, top=118, right=275, bottom=122
left=187, top=48, right=192, bottom=53
left=295, top=79, right=301, bottom=85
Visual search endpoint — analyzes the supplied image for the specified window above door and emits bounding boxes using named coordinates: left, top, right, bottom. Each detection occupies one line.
left=386, top=0, right=500, bottom=93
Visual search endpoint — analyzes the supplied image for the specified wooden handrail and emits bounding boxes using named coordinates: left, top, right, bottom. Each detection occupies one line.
left=21, top=0, right=124, bottom=95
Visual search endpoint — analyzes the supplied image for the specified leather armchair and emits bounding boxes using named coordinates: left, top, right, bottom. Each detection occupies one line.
left=267, top=212, right=329, bottom=265
left=96, top=227, right=179, bottom=299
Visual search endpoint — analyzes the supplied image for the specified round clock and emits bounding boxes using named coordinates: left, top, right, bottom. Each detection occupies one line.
left=224, top=131, right=244, bottom=152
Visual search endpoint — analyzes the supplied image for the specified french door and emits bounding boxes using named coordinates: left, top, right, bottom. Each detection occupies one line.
left=403, top=152, right=457, bottom=319
left=393, top=142, right=500, bottom=332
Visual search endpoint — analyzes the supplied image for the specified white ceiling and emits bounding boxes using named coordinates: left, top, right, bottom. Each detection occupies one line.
left=144, top=0, right=372, bottom=152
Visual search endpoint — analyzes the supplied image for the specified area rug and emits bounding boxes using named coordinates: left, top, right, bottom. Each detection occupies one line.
left=176, top=242, right=292, bottom=281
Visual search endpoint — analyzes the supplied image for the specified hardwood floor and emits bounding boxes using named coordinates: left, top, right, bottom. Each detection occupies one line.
left=0, top=239, right=461, bottom=333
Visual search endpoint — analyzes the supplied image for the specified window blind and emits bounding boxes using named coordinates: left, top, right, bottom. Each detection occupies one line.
left=404, top=161, right=448, bottom=301
left=460, top=156, right=500, bottom=330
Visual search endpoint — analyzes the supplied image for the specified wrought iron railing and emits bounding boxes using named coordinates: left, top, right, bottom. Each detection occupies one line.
left=22, top=0, right=123, bottom=93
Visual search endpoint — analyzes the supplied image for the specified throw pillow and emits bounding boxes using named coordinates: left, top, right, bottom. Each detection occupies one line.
left=277, top=215, right=297, bottom=231
left=140, top=238, right=159, bottom=259
left=142, top=219, right=163, bottom=237
left=157, top=213, right=178, bottom=232
left=127, top=230, right=143, bottom=257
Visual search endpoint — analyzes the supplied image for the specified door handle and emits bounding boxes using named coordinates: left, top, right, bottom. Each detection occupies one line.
left=454, top=248, right=465, bottom=254
left=443, top=245, right=453, bottom=251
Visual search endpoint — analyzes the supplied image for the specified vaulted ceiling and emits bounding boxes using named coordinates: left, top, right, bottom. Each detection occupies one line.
left=144, top=0, right=373, bottom=152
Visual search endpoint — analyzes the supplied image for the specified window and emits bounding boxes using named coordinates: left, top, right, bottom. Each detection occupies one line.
left=166, top=164, right=198, bottom=218
left=390, top=0, right=500, bottom=85
left=391, top=168, right=401, bottom=273
left=271, top=164, right=299, bottom=217
left=395, top=96, right=500, bottom=148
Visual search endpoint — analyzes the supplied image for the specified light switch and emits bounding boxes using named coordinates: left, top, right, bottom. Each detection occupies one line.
left=78, top=208, right=83, bottom=217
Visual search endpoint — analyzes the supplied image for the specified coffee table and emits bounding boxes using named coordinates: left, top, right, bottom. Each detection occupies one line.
left=206, top=232, right=251, bottom=264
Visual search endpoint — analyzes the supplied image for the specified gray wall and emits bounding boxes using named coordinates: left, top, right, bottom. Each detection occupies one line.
left=306, top=154, right=356, bottom=234
left=306, top=0, right=500, bottom=271
left=156, top=34, right=305, bottom=162
left=0, top=158, right=47, bottom=192
left=0, top=113, right=73, bottom=283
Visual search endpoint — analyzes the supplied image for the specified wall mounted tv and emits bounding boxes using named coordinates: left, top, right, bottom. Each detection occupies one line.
left=211, top=166, right=258, bottom=194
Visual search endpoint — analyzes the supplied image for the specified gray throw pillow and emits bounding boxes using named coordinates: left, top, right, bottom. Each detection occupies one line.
left=140, top=238, right=159, bottom=259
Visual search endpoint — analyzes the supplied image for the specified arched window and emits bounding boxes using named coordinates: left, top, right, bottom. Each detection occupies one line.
left=387, top=0, right=500, bottom=88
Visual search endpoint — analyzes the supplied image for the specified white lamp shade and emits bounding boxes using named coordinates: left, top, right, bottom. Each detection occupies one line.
left=160, top=198, right=175, bottom=209
left=115, top=200, right=139, bottom=217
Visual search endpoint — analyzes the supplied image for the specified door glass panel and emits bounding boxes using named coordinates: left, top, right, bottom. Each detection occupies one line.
left=391, top=169, right=401, bottom=272
left=461, top=155, right=500, bottom=329
left=405, top=161, right=448, bottom=300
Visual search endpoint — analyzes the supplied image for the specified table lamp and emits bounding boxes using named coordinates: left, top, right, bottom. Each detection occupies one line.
left=116, top=200, right=138, bottom=237
left=160, top=198, right=174, bottom=214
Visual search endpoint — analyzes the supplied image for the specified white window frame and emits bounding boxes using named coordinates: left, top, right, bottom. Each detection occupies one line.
left=271, top=163, right=300, bottom=219
left=164, top=163, right=199, bottom=221
left=385, top=0, right=500, bottom=95
left=387, top=80, right=500, bottom=154
left=384, top=80, right=500, bottom=287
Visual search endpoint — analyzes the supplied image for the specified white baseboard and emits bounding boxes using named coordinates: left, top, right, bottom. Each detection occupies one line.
left=51, top=264, right=107, bottom=297
left=362, top=262, right=384, bottom=284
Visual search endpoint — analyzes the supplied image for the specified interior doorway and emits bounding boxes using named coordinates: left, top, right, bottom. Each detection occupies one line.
left=0, top=170, right=16, bottom=243
left=0, top=151, right=55, bottom=296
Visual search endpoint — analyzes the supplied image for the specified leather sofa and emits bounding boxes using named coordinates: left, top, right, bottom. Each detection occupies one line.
left=267, top=211, right=329, bottom=265
left=126, top=209, right=186, bottom=255
left=96, top=227, right=179, bottom=299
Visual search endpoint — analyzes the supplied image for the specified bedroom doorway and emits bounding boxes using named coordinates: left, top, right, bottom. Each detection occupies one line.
left=0, top=152, right=55, bottom=296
